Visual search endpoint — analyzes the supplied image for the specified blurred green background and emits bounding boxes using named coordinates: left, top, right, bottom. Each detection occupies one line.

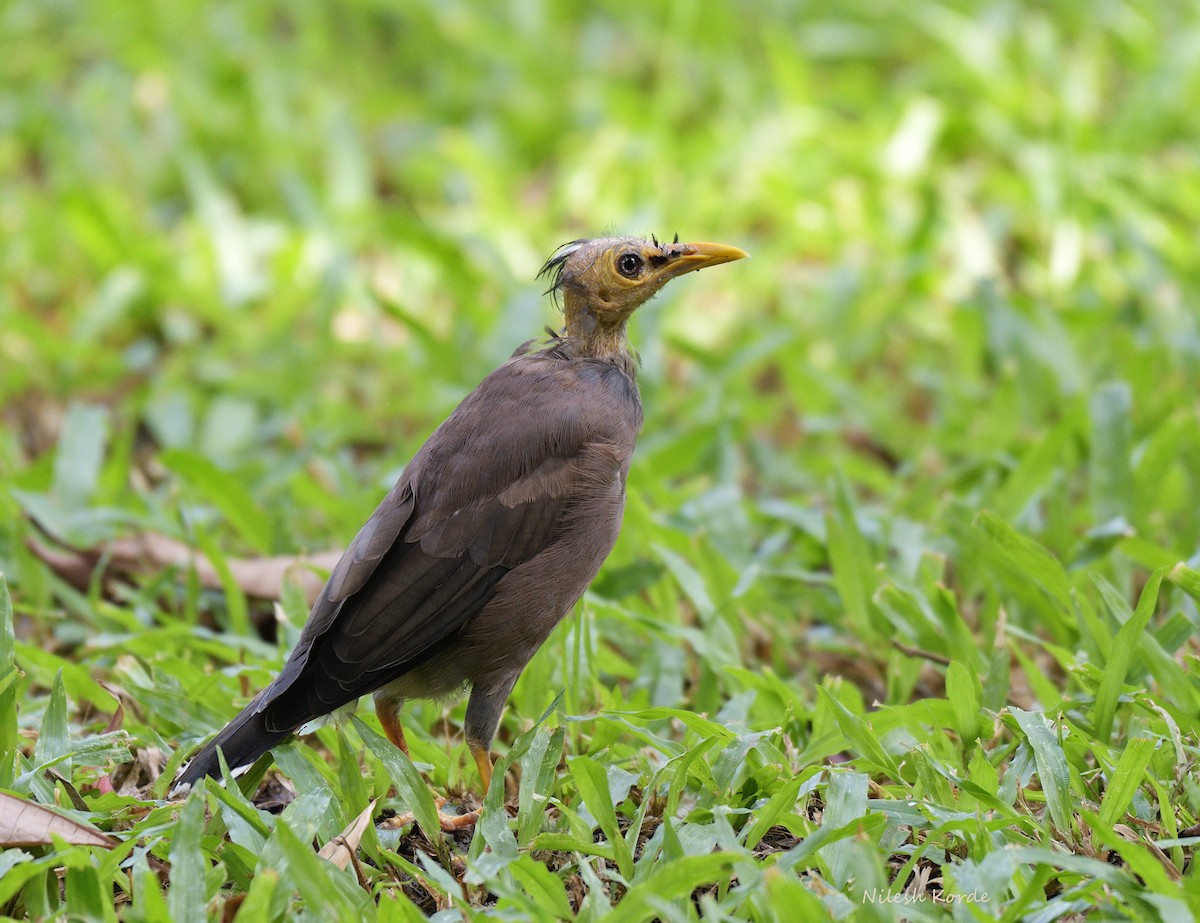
left=6, top=0, right=1200, bottom=637
left=4, top=0, right=1200, bottom=916
left=8, top=0, right=1199, bottom=569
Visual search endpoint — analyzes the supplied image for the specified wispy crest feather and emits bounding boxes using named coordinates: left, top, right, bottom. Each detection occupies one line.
left=538, top=239, right=589, bottom=306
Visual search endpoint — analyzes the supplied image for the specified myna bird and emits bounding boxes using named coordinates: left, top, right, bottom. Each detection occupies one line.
left=173, top=236, right=748, bottom=805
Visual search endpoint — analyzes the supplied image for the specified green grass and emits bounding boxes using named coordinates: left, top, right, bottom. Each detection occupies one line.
left=4, top=0, right=1200, bottom=918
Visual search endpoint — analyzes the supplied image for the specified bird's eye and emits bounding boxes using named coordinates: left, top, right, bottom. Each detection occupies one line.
left=616, top=252, right=644, bottom=279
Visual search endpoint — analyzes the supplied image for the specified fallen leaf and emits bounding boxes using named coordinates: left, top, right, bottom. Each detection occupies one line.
left=317, top=799, right=376, bottom=870
left=0, top=791, right=116, bottom=848
left=26, top=530, right=341, bottom=605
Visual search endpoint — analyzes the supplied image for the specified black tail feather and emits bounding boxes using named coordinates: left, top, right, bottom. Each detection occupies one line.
left=173, top=703, right=289, bottom=792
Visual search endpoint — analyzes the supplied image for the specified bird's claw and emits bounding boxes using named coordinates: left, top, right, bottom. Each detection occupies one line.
left=435, top=796, right=480, bottom=830
left=384, top=797, right=480, bottom=832
left=438, top=809, right=480, bottom=830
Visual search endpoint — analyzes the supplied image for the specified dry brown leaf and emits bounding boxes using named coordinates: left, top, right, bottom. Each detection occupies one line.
left=0, top=791, right=116, bottom=848
left=27, top=531, right=341, bottom=605
left=317, top=799, right=376, bottom=870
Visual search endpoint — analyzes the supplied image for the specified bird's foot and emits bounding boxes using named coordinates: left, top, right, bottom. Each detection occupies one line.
left=435, top=796, right=480, bottom=830
left=438, top=808, right=480, bottom=830
left=385, top=797, right=480, bottom=832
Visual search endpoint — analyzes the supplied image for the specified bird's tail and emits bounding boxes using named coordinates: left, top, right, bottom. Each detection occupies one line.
left=171, top=699, right=289, bottom=794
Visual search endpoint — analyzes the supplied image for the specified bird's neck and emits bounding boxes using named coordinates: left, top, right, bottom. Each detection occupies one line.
left=563, top=299, right=634, bottom=364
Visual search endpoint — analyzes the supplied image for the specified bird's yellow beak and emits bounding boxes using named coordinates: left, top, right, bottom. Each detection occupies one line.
left=655, top=241, right=749, bottom=281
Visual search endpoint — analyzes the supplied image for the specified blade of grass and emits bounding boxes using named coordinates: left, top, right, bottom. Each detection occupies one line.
left=517, top=724, right=565, bottom=846
left=826, top=477, right=883, bottom=640
left=51, top=403, right=109, bottom=507
left=66, top=864, right=118, bottom=923
left=973, top=511, right=1074, bottom=624
left=821, top=769, right=868, bottom=888
left=946, top=660, right=982, bottom=744
left=742, top=773, right=806, bottom=850
left=192, top=527, right=251, bottom=637
left=1089, top=382, right=1132, bottom=524
left=1091, top=569, right=1163, bottom=741
left=817, top=687, right=899, bottom=777
left=235, top=868, right=279, bottom=922
left=1166, top=562, right=1200, bottom=603
left=352, top=716, right=452, bottom=869
left=33, top=670, right=70, bottom=778
left=0, top=576, right=17, bottom=789
left=167, top=789, right=208, bottom=923
left=162, top=448, right=273, bottom=553
left=1097, top=736, right=1157, bottom=829
left=1009, top=708, right=1072, bottom=834
left=601, top=854, right=738, bottom=923
left=504, top=854, right=574, bottom=919
left=272, top=815, right=369, bottom=919
left=570, top=755, right=634, bottom=880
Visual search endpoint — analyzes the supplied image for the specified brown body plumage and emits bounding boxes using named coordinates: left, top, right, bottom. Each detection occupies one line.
left=174, top=236, right=746, bottom=795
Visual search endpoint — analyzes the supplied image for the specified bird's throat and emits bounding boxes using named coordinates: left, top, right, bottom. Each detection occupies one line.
left=563, top=301, right=634, bottom=363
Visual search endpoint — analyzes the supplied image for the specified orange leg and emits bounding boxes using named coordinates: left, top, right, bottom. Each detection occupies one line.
left=471, top=745, right=494, bottom=794
left=435, top=746, right=492, bottom=830
left=374, top=695, right=485, bottom=831
left=374, top=696, right=409, bottom=756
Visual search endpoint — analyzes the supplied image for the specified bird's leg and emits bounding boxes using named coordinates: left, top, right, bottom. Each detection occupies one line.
left=374, top=691, right=484, bottom=831
left=471, top=744, right=494, bottom=794
left=463, top=680, right=514, bottom=797
left=373, top=693, right=409, bottom=755
left=432, top=745, right=493, bottom=831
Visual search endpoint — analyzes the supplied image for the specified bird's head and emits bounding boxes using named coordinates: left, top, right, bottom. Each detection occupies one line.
left=539, top=235, right=748, bottom=357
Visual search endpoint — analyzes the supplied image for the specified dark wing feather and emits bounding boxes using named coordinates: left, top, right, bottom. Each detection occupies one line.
left=254, top=355, right=637, bottom=732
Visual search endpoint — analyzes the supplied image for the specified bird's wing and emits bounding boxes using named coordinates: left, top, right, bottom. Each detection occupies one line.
left=259, top=356, right=639, bottom=725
